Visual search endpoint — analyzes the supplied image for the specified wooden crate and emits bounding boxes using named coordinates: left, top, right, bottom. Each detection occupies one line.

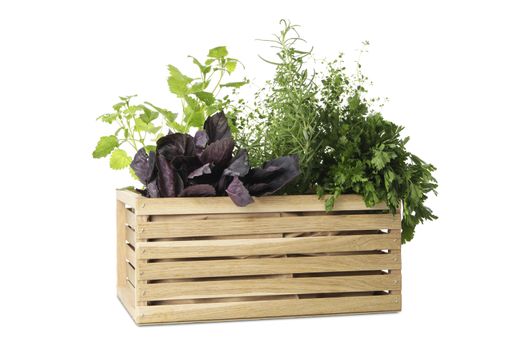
left=116, top=189, right=402, bottom=325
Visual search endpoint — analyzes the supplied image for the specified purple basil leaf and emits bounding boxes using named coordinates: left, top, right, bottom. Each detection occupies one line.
left=194, top=130, right=209, bottom=148
left=130, top=148, right=156, bottom=185
left=224, top=149, right=250, bottom=177
left=157, top=154, right=184, bottom=197
left=204, top=111, right=231, bottom=142
left=246, top=155, right=300, bottom=196
left=188, top=163, right=213, bottom=179
left=216, top=173, right=233, bottom=195
left=180, top=184, right=216, bottom=197
left=226, top=176, right=254, bottom=207
left=199, top=138, right=235, bottom=168
left=146, top=179, right=160, bottom=198
left=157, top=133, right=195, bottom=162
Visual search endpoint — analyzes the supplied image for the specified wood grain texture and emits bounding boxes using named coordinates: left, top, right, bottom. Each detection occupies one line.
left=115, top=191, right=403, bottom=325
left=140, top=275, right=400, bottom=301
left=126, top=244, right=136, bottom=267
left=136, top=233, right=400, bottom=259
left=125, top=226, right=136, bottom=247
left=135, top=294, right=401, bottom=324
left=125, top=209, right=136, bottom=229
left=130, top=192, right=388, bottom=215
left=116, top=189, right=140, bottom=208
left=138, top=253, right=401, bottom=280
left=136, top=214, right=400, bottom=239
left=116, top=200, right=127, bottom=289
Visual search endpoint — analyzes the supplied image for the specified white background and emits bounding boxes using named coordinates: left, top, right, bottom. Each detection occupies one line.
left=1, top=0, right=524, bottom=348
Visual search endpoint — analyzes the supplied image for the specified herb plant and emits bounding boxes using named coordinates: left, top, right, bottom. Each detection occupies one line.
left=92, top=46, right=247, bottom=175
left=234, top=21, right=438, bottom=242
left=148, top=46, right=248, bottom=133
left=235, top=20, right=320, bottom=193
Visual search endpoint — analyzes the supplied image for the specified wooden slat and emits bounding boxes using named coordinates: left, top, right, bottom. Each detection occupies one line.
left=125, top=209, right=136, bottom=228
left=139, top=253, right=400, bottom=280
left=136, top=233, right=400, bottom=259
left=116, top=189, right=140, bottom=208
left=137, top=214, right=400, bottom=239
left=133, top=193, right=388, bottom=215
left=136, top=294, right=400, bottom=323
left=125, top=226, right=136, bottom=246
left=126, top=263, right=136, bottom=287
left=116, top=200, right=127, bottom=289
left=126, top=244, right=136, bottom=267
left=140, top=275, right=400, bottom=301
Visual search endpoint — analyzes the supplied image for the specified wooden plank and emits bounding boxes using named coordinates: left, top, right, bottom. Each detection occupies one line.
left=125, top=226, right=136, bottom=247
left=135, top=194, right=388, bottom=215
left=137, top=214, right=400, bottom=239
left=139, top=253, right=400, bottom=280
left=126, top=244, right=136, bottom=267
left=136, top=233, right=400, bottom=259
left=135, top=215, right=148, bottom=308
left=126, top=263, right=136, bottom=287
left=125, top=209, right=136, bottom=229
left=140, top=275, right=400, bottom=301
left=117, top=286, right=136, bottom=321
left=135, top=294, right=400, bottom=324
left=116, top=200, right=127, bottom=289
left=116, top=189, right=140, bottom=208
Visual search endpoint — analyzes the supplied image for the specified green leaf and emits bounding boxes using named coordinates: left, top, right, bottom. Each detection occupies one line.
left=139, top=107, right=159, bottom=124
left=145, top=102, right=177, bottom=123
left=187, top=109, right=205, bottom=128
left=194, top=91, right=215, bottom=106
left=220, top=81, right=248, bottom=88
left=92, top=135, right=118, bottom=158
left=205, top=58, right=214, bottom=65
left=135, top=118, right=162, bottom=134
left=225, top=59, right=237, bottom=74
left=119, top=95, right=137, bottom=103
left=97, top=113, right=118, bottom=124
left=112, top=102, right=125, bottom=112
left=189, top=56, right=206, bottom=72
left=188, top=81, right=210, bottom=93
left=208, top=46, right=228, bottom=58
left=167, top=65, right=193, bottom=97
left=371, top=149, right=392, bottom=170
left=109, top=149, right=132, bottom=170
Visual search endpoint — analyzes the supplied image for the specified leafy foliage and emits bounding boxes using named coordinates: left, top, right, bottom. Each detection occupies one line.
left=130, top=112, right=300, bottom=207
left=150, top=46, right=248, bottom=133
left=93, top=46, right=248, bottom=173
left=235, top=20, right=320, bottom=193
left=234, top=22, right=438, bottom=242
left=92, top=95, right=160, bottom=171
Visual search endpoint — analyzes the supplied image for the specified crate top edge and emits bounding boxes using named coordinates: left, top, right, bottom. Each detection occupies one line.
left=116, top=189, right=388, bottom=215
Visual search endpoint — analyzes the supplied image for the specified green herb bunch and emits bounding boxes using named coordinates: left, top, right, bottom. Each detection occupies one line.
left=235, top=22, right=438, bottom=243
left=235, top=20, right=320, bottom=193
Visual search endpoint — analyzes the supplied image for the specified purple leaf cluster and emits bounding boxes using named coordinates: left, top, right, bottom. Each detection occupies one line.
left=130, top=111, right=300, bottom=206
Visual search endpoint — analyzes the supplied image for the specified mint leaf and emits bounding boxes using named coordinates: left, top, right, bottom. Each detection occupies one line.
left=208, top=46, right=228, bottom=58
left=194, top=91, right=215, bottom=106
left=92, top=135, right=118, bottom=158
left=225, top=59, right=237, bottom=73
left=109, top=149, right=132, bottom=170
left=167, top=65, right=193, bottom=97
